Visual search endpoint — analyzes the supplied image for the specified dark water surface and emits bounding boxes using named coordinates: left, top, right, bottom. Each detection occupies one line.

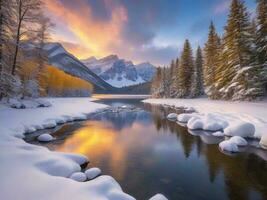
left=28, top=97, right=267, bottom=200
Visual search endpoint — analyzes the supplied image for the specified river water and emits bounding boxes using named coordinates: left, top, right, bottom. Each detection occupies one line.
left=26, top=96, right=267, bottom=200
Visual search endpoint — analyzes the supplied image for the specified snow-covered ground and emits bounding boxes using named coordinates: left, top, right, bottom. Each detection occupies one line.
left=0, top=98, right=138, bottom=200
left=143, top=98, right=267, bottom=149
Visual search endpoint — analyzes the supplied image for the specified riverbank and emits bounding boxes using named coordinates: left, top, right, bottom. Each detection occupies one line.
left=143, top=98, right=267, bottom=146
left=0, top=98, right=138, bottom=200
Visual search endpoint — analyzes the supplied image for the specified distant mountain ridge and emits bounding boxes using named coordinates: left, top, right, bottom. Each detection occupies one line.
left=82, top=55, right=156, bottom=88
left=44, top=43, right=115, bottom=92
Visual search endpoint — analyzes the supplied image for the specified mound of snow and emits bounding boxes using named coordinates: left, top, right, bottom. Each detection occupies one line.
left=149, top=194, right=168, bottom=200
left=224, top=122, right=255, bottom=138
left=9, top=99, right=25, bottom=109
left=212, top=131, right=224, bottom=137
left=229, top=136, right=248, bottom=146
left=187, top=116, right=202, bottom=129
left=167, top=113, right=178, bottom=120
left=187, top=113, right=228, bottom=131
left=260, top=135, right=267, bottom=150
left=219, top=140, right=239, bottom=152
left=69, top=172, right=87, bottom=182
left=184, top=107, right=195, bottom=112
left=37, top=134, right=54, bottom=142
left=177, top=113, right=196, bottom=123
left=35, top=99, right=52, bottom=107
left=85, top=167, right=102, bottom=180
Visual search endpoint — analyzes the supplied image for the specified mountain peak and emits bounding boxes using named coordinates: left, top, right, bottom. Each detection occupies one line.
left=101, top=55, right=119, bottom=62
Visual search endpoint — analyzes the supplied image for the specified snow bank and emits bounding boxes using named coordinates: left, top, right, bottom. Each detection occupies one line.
left=37, top=133, right=54, bottom=142
left=219, top=140, right=239, bottom=152
left=224, top=122, right=255, bottom=138
left=0, top=98, right=137, bottom=200
left=149, top=194, right=168, bottom=200
left=85, top=167, right=102, bottom=180
left=143, top=98, right=267, bottom=140
left=8, top=98, right=52, bottom=109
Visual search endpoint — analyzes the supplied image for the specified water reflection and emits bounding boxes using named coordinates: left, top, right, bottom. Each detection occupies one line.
left=30, top=99, right=267, bottom=200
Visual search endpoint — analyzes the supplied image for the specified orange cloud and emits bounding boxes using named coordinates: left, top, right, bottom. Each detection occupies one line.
left=44, top=0, right=128, bottom=59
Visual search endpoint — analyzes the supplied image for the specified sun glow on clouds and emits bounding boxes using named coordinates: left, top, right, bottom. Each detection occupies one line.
left=45, top=0, right=128, bottom=59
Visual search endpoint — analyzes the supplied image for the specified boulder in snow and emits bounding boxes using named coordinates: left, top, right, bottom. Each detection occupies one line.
left=224, top=122, right=255, bottom=138
left=149, top=194, right=168, bottom=200
left=219, top=140, right=239, bottom=152
left=37, top=134, right=54, bottom=142
left=229, top=136, right=248, bottom=146
left=85, top=167, right=101, bottom=180
left=166, top=113, right=178, bottom=120
left=259, top=135, right=267, bottom=150
left=69, top=172, right=87, bottom=182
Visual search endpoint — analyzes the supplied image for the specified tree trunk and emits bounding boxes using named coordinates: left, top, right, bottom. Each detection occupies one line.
left=11, top=0, right=22, bottom=75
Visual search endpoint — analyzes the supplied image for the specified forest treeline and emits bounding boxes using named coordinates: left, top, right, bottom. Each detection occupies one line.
left=151, top=0, right=267, bottom=101
left=0, top=0, right=93, bottom=99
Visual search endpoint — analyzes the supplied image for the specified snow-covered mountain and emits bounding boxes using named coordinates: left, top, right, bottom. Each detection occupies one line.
left=44, top=43, right=115, bottom=92
left=82, top=55, right=156, bottom=88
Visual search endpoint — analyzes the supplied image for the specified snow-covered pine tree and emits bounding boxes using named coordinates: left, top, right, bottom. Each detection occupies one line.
left=191, top=46, right=204, bottom=97
left=177, top=39, right=194, bottom=98
left=170, top=58, right=179, bottom=97
left=204, top=21, right=221, bottom=99
left=151, top=67, right=163, bottom=97
left=256, top=0, right=267, bottom=93
left=219, top=0, right=263, bottom=100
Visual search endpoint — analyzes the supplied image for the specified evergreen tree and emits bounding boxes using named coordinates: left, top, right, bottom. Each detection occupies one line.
left=191, top=46, right=204, bottom=97
left=170, top=58, right=179, bottom=97
left=177, top=39, right=194, bottom=97
left=219, top=0, right=263, bottom=100
left=204, top=21, right=221, bottom=99
left=256, top=0, right=267, bottom=92
left=151, top=67, right=163, bottom=97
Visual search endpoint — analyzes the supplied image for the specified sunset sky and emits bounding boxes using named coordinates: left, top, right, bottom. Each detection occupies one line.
left=45, top=0, right=256, bottom=66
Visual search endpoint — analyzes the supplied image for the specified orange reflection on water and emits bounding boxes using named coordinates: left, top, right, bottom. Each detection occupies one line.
left=57, top=121, right=128, bottom=180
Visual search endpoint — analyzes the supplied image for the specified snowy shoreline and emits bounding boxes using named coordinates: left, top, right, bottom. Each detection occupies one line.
left=143, top=98, right=267, bottom=150
left=0, top=98, right=138, bottom=200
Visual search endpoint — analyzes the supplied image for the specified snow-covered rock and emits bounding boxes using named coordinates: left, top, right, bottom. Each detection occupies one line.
left=212, top=131, right=224, bottom=137
left=184, top=107, right=195, bottom=112
left=187, top=116, right=202, bottom=129
left=187, top=114, right=228, bottom=131
left=229, top=136, right=248, bottom=146
left=219, top=140, right=239, bottom=152
left=259, top=135, right=267, bottom=149
left=37, top=134, right=54, bottom=142
left=166, top=113, right=178, bottom=120
left=149, top=194, right=168, bottom=200
left=224, top=122, right=255, bottom=138
left=69, top=172, right=87, bottom=182
left=177, top=113, right=196, bottom=123
left=85, top=167, right=102, bottom=180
